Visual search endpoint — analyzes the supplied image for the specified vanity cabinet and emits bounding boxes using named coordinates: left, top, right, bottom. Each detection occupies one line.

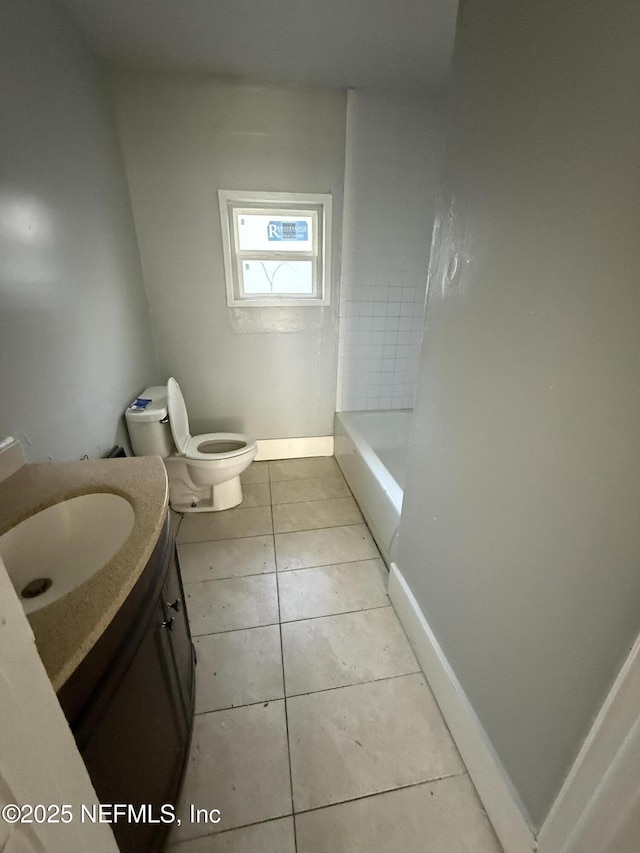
left=58, top=513, right=195, bottom=853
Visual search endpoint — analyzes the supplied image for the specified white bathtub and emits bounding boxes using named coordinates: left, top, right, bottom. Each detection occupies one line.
left=334, top=410, right=412, bottom=565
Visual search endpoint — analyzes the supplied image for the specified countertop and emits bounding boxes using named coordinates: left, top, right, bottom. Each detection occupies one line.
left=0, top=457, right=168, bottom=691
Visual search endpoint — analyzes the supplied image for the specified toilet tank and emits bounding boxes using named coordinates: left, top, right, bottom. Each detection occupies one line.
left=125, top=386, right=175, bottom=458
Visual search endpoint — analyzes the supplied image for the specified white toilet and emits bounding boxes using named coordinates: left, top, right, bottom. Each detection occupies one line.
left=125, top=379, right=257, bottom=512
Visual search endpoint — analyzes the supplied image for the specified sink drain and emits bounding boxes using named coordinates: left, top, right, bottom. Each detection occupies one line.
left=21, top=578, right=53, bottom=599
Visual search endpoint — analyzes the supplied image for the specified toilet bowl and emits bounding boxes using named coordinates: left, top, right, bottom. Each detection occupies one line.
left=125, top=380, right=257, bottom=513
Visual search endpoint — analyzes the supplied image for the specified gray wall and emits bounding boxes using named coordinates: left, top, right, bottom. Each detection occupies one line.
left=337, top=90, right=447, bottom=411
left=111, top=74, right=346, bottom=439
left=0, top=0, right=158, bottom=462
left=397, top=0, right=640, bottom=830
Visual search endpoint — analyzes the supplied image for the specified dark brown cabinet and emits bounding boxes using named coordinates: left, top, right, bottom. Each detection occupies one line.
left=58, top=513, right=195, bottom=853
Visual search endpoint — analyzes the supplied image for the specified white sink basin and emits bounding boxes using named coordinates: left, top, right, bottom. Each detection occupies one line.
left=0, top=493, right=135, bottom=614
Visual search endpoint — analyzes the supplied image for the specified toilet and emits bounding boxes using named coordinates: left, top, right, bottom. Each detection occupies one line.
left=125, top=379, right=257, bottom=512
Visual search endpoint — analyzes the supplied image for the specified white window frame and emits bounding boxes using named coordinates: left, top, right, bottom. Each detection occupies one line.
left=218, top=190, right=332, bottom=307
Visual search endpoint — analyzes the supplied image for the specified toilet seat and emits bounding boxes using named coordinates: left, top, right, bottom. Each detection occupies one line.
left=185, top=432, right=255, bottom=460
left=167, top=378, right=257, bottom=460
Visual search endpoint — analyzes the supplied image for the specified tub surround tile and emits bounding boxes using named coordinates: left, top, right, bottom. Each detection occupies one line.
left=240, top=482, right=271, bottom=507
left=177, top=536, right=275, bottom=583
left=177, top=506, right=272, bottom=543
left=287, top=674, right=464, bottom=811
left=240, top=461, right=270, bottom=484
left=278, top=559, right=389, bottom=621
left=273, top=496, right=363, bottom=534
left=270, top=475, right=350, bottom=505
left=173, top=702, right=291, bottom=840
left=194, top=626, right=284, bottom=713
left=170, top=818, right=296, bottom=853
left=295, top=776, right=503, bottom=853
left=282, top=607, right=419, bottom=695
left=185, top=574, right=278, bottom=635
left=268, top=457, right=341, bottom=482
left=275, top=524, right=379, bottom=571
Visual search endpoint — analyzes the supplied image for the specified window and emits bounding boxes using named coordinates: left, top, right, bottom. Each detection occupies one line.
left=218, top=190, right=332, bottom=307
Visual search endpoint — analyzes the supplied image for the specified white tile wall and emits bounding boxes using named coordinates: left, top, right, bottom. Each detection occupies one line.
left=337, top=269, right=426, bottom=410
left=336, top=92, right=446, bottom=412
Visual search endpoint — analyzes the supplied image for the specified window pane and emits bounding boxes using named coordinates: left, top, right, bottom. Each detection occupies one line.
left=237, top=214, right=313, bottom=253
left=242, top=260, right=314, bottom=295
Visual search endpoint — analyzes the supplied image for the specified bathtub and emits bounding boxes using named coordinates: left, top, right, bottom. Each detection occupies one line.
left=334, top=410, right=412, bottom=565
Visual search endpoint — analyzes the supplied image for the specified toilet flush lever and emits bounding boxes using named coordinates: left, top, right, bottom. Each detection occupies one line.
left=160, top=414, right=169, bottom=424
left=167, top=598, right=181, bottom=613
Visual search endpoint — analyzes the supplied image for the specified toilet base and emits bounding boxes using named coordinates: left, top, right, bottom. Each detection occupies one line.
left=212, top=476, right=243, bottom=511
left=164, top=458, right=244, bottom=513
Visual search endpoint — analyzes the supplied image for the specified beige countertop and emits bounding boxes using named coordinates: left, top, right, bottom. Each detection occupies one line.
left=0, top=456, right=168, bottom=691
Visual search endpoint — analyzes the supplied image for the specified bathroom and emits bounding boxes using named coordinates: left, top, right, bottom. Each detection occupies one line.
left=2, top=0, right=640, bottom=852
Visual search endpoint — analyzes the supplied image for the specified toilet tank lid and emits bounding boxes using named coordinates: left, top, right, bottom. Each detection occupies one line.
left=125, top=386, right=168, bottom=423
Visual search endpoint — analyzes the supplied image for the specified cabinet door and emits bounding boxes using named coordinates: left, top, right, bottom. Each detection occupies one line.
left=81, top=600, right=185, bottom=853
left=161, top=547, right=195, bottom=723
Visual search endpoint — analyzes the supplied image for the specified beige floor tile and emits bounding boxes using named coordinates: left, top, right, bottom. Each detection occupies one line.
left=178, top=536, right=275, bottom=583
left=295, top=776, right=503, bottom=853
left=278, top=560, right=389, bottom=621
left=195, top=626, right=284, bottom=713
left=271, top=475, right=350, bottom=505
left=169, top=817, right=295, bottom=853
left=185, top=574, right=278, bottom=635
left=177, top=506, right=272, bottom=543
left=287, top=674, right=464, bottom=811
left=282, top=607, right=419, bottom=695
left=240, top=482, right=271, bottom=507
left=269, top=457, right=341, bottom=482
left=240, top=461, right=270, bottom=484
left=173, top=703, right=291, bottom=840
left=275, top=524, right=379, bottom=571
left=273, top=497, right=363, bottom=534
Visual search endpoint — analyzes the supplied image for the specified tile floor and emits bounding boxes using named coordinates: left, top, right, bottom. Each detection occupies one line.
left=169, top=458, right=503, bottom=853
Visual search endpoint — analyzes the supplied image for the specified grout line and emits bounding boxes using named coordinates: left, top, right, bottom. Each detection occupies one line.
left=191, top=668, right=424, bottom=717
left=182, top=569, right=277, bottom=585
left=180, top=557, right=387, bottom=587
left=167, top=812, right=294, bottom=848
left=194, top=694, right=285, bottom=716
left=177, top=529, right=273, bottom=546
left=284, top=670, right=424, bottom=703
left=271, top=492, right=354, bottom=507
left=180, top=551, right=385, bottom=584
left=169, top=771, right=470, bottom=847
left=190, top=621, right=280, bottom=638
left=276, top=551, right=384, bottom=573
left=292, top=771, right=469, bottom=819
left=170, top=774, right=470, bottom=847
left=178, top=516, right=370, bottom=547
left=273, top=517, right=366, bottom=536
left=280, top=602, right=392, bottom=625
left=270, top=479, right=299, bottom=853
left=188, top=601, right=394, bottom=641
left=168, top=773, right=469, bottom=848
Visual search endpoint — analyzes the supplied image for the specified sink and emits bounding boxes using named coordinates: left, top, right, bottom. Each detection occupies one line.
left=0, top=493, right=135, bottom=614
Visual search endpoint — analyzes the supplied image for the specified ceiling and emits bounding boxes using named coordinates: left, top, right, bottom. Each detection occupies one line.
left=63, top=0, right=459, bottom=94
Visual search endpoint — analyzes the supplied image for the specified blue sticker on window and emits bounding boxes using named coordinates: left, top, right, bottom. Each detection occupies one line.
left=267, top=220, right=309, bottom=241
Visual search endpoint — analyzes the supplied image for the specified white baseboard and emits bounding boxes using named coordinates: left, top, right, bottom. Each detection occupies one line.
left=255, top=436, right=334, bottom=461
left=537, top=627, right=640, bottom=853
left=388, top=562, right=537, bottom=853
